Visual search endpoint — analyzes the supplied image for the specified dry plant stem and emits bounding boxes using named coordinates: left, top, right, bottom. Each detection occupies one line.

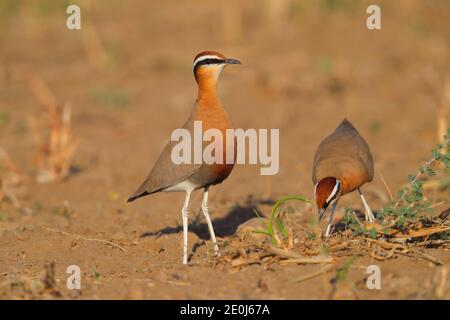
left=264, top=245, right=305, bottom=259
left=378, top=171, right=393, bottom=201
left=279, top=257, right=334, bottom=265
left=42, top=226, right=126, bottom=252
left=365, top=238, right=442, bottom=265
left=417, top=239, right=450, bottom=247
left=352, top=211, right=364, bottom=228
left=291, top=264, right=334, bottom=283
left=264, top=245, right=334, bottom=264
left=231, top=258, right=262, bottom=268
left=28, top=76, right=78, bottom=183
left=407, top=247, right=443, bottom=265
left=429, top=201, right=445, bottom=209
left=392, top=225, right=450, bottom=239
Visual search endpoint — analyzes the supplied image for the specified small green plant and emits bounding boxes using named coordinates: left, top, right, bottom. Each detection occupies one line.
left=305, top=216, right=319, bottom=240
left=382, top=129, right=449, bottom=225
left=334, top=256, right=355, bottom=282
left=342, top=207, right=378, bottom=238
left=341, top=129, right=449, bottom=239
left=254, top=195, right=312, bottom=245
left=306, top=230, right=316, bottom=241
left=50, top=203, right=73, bottom=219
left=93, top=268, right=101, bottom=283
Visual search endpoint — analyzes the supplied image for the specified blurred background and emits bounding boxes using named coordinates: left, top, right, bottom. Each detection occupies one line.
left=0, top=0, right=449, bottom=299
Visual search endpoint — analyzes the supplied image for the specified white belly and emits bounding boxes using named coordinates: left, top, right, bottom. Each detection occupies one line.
left=162, top=180, right=198, bottom=192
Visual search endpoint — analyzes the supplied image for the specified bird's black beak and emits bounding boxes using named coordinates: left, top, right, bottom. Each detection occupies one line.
left=225, top=58, right=241, bottom=65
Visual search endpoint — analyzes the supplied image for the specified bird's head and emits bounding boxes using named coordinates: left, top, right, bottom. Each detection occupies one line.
left=193, top=51, right=241, bottom=86
left=314, top=177, right=342, bottom=221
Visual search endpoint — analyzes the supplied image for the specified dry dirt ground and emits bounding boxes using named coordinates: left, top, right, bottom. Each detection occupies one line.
left=0, top=1, right=449, bottom=299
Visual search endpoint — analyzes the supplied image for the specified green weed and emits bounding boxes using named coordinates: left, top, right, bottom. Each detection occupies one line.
left=382, top=129, right=449, bottom=224
left=254, top=195, right=312, bottom=245
left=93, top=268, right=101, bottom=283
left=342, top=129, right=449, bottom=238
left=334, top=256, right=355, bottom=282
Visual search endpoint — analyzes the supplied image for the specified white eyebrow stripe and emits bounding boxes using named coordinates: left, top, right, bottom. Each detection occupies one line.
left=326, top=180, right=340, bottom=203
left=193, top=55, right=223, bottom=69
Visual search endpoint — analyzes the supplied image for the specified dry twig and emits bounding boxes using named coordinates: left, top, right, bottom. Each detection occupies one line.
left=42, top=226, right=126, bottom=252
left=28, top=75, right=78, bottom=183
left=291, top=264, right=334, bottom=283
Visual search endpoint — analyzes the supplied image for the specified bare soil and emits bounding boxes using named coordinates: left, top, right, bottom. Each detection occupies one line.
left=0, top=0, right=449, bottom=299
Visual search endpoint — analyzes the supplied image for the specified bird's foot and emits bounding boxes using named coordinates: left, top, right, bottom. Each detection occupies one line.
left=324, top=224, right=334, bottom=237
left=212, top=243, right=220, bottom=256
left=364, top=206, right=375, bottom=223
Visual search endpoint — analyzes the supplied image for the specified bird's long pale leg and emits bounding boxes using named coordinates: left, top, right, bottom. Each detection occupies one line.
left=358, top=188, right=375, bottom=222
left=325, top=201, right=338, bottom=237
left=201, top=187, right=220, bottom=256
left=181, top=190, right=192, bottom=265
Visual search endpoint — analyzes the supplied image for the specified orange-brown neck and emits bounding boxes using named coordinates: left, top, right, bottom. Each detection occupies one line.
left=193, top=68, right=232, bottom=136
left=197, top=83, right=218, bottom=101
left=194, top=68, right=234, bottom=170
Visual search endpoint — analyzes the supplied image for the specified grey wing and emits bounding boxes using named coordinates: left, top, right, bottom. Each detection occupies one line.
left=341, top=128, right=374, bottom=182
left=354, top=134, right=374, bottom=181
left=312, top=128, right=374, bottom=183
left=312, top=146, right=321, bottom=185
left=338, top=120, right=374, bottom=178
left=127, top=141, right=201, bottom=201
left=312, top=137, right=333, bottom=185
left=127, top=113, right=201, bottom=202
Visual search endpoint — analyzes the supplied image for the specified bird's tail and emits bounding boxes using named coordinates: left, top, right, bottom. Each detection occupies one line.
left=126, top=191, right=149, bottom=203
left=127, top=184, right=151, bottom=202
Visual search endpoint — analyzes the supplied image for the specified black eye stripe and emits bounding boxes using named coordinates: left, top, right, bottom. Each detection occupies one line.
left=325, top=193, right=337, bottom=207
left=193, top=58, right=225, bottom=71
left=324, top=181, right=340, bottom=208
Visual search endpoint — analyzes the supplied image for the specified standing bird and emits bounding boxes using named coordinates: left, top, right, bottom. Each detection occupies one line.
left=312, top=119, right=375, bottom=237
left=127, top=51, right=241, bottom=264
